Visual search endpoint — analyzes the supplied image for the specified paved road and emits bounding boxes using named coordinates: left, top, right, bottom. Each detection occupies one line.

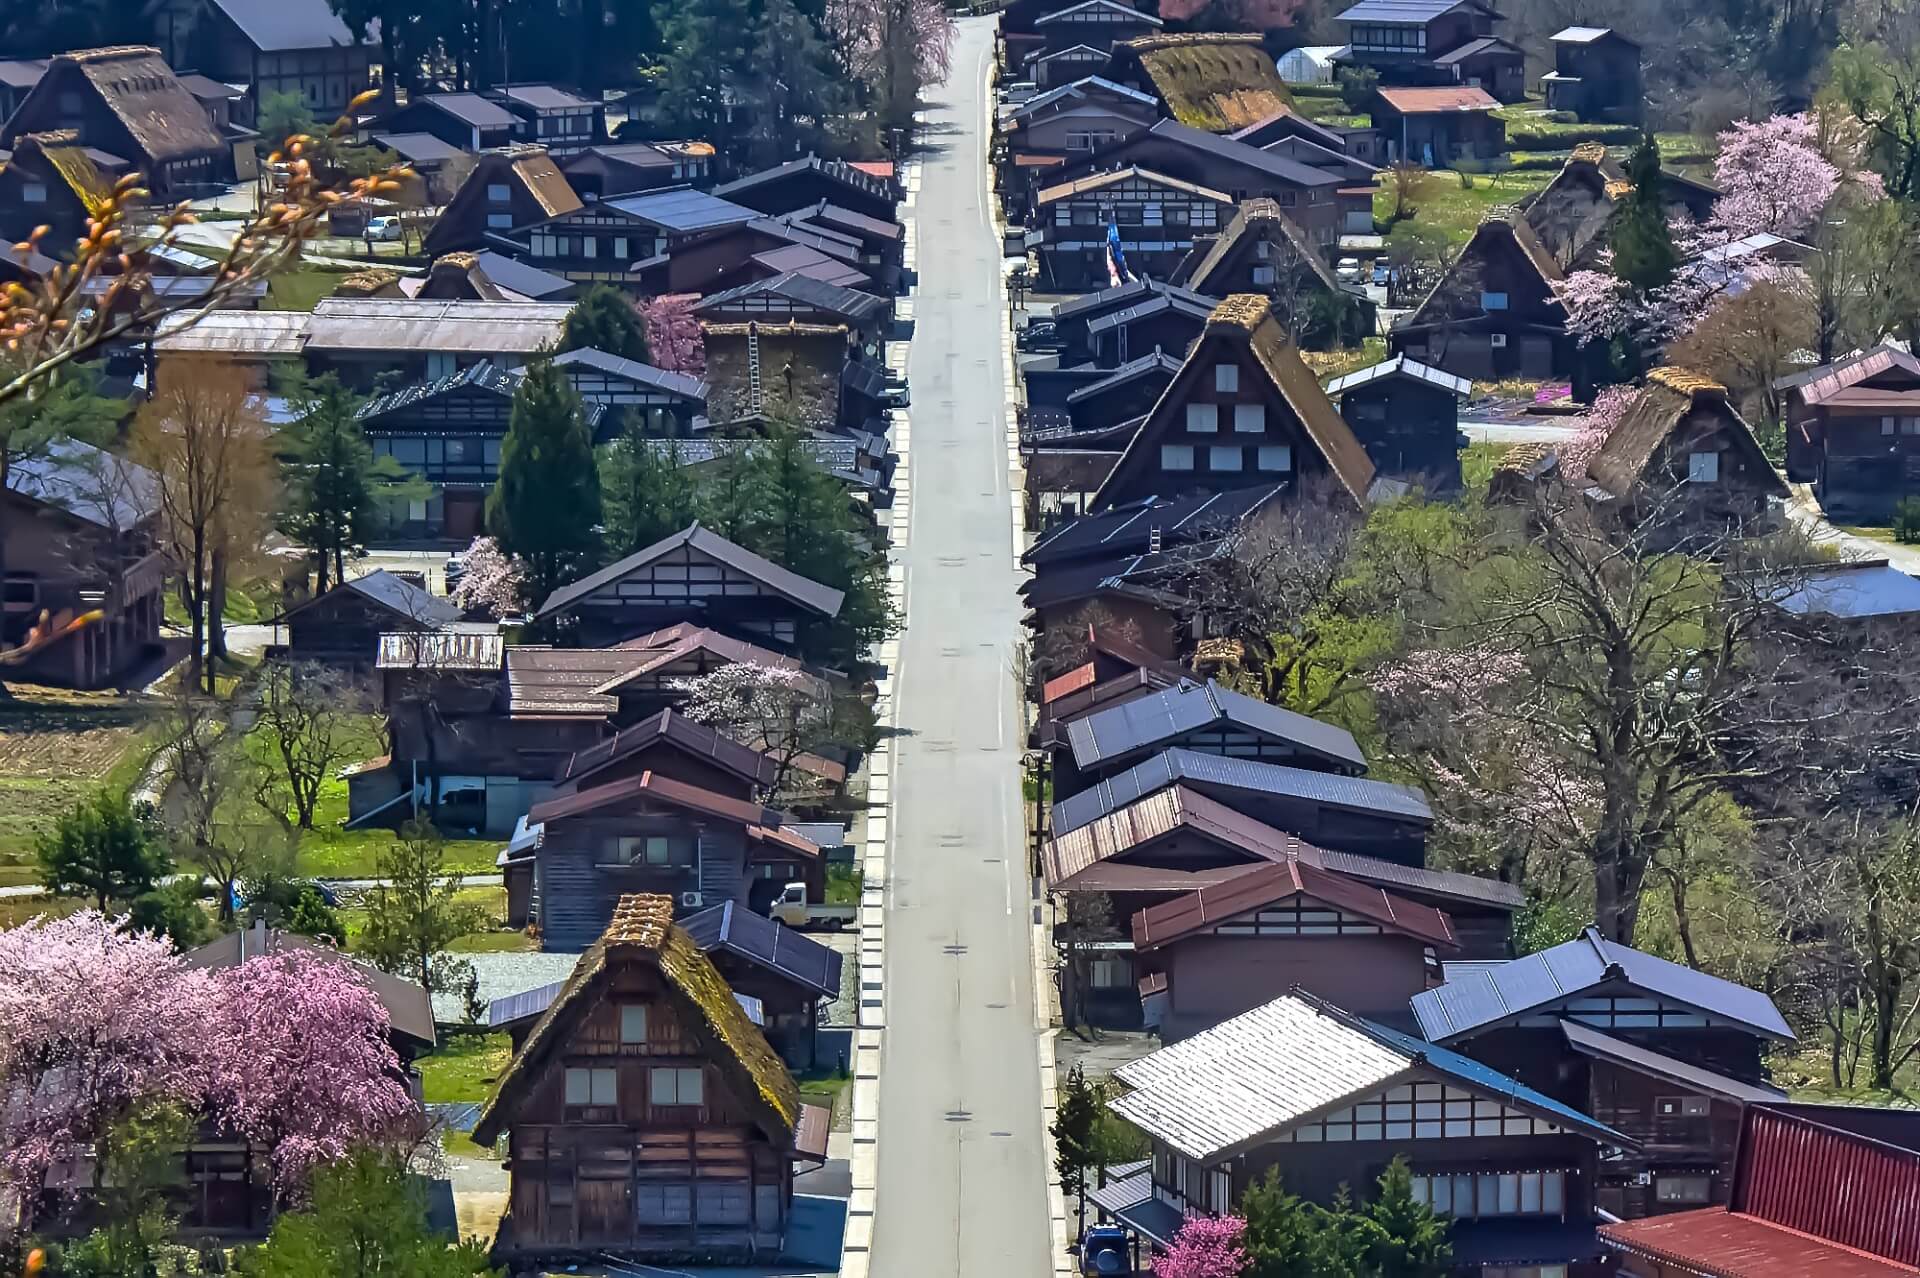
left=1461, top=419, right=1581, bottom=444
left=869, top=16, right=1054, bottom=1277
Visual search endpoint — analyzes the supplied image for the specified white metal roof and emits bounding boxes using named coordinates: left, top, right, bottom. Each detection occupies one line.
left=1325, top=353, right=1472, bottom=398
left=1550, top=25, right=1613, bottom=41
left=1112, top=995, right=1409, bottom=1161
left=306, top=299, right=572, bottom=353
left=152, top=310, right=311, bottom=356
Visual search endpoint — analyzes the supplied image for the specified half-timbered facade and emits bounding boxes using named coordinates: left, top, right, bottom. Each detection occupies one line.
left=1090, top=294, right=1376, bottom=511
left=1033, top=167, right=1234, bottom=291
left=506, top=187, right=756, bottom=286
left=472, top=895, right=828, bottom=1263
left=1325, top=354, right=1470, bottom=491
left=1003, top=76, right=1159, bottom=173
left=1781, top=345, right=1920, bottom=523
left=534, top=523, right=846, bottom=651
left=549, top=348, right=709, bottom=437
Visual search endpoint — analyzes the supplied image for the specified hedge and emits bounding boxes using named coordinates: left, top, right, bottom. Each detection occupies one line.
left=1506, top=122, right=1646, bottom=149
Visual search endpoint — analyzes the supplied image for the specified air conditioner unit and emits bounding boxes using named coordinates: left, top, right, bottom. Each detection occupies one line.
left=1490, top=333, right=1509, bottom=349
left=680, top=891, right=704, bottom=909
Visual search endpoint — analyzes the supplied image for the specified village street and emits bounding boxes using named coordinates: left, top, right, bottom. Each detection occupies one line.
left=867, top=15, right=1056, bottom=1276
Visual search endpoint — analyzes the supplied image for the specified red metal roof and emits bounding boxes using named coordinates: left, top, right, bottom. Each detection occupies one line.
left=1043, top=783, right=1329, bottom=890
left=1131, top=858, right=1459, bottom=950
left=848, top=161, right=894, bottom=179
left=1738, top=1107, right=1920, bottom=1264
left=1375, top=86, right=1501, bottom=112
left=1601, top=1209, right=1920, bottom=1277
left=1798, top=346, right=1920, bottom=406
left=1043, top=661, right=1098, bottom=705
left=528, top=768, right=784, bottom=828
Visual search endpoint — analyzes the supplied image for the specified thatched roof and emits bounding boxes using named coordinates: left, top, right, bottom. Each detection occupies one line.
left=472, top=893, right=800, bottom=1147
left=57, top=46, right=223, bottom=163
left=1406, top=206, right=1563, bottom=329
left=1187, top=197, right=1340, bottom=297
left=1117, top=34, right=1292, bottom=132
left=1587, top=367, right=1787, bottom=498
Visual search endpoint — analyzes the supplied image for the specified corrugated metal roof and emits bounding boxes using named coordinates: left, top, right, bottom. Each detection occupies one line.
left=1051, top=747, right=1432, bottom=836
left=1550, top=24, right=1621, bottom=41
left=306, top=299, right=571, bottom=354
left=1022, top=483, right=1281, bottom=566
left=1036, top=0, right=1163, bottom=23
left=527, top=767, right=783, bottom=827
left=1318, top=848, right=1524, bottom=908
left=153, top=310, right=309, bottom=355
left=1132, top=857, right=1458, bottom=949
left=1326, top=353, right=1472, bottom=398
left=1601, top=1209, right=1920, bottom=1277
left=499, top=83, right=596, bottom=111
left=1066, top=678, right=1366, bottom=771
left=1771, top=560, right=1920, bottom=620
left=549, top=347, right=708, bottom=400
left=1011, top=75, right=1158, bottom=120
left=370, top=131, right=463, bottom=164
left=420, top=92, right=518, bottom=129
left=8, top=438, right=159, bottom=530
left=537, top=522, right=844, bottom=620
left=1044, top=783, right=1330, bottom=890
left=1794, top=345, right=1920, bottom=406
left=1375, top=86, right=1502, bottom=112
left=470, top=251, right=576, bottom=301
left=1063, top=351, right=1183, bottom=405
left=1411, top=926, right=1795, bottom=1043
left=605, top=185, right=758, bottom=233
left=1336, top=0, right=1480, bottom=20
left=209, top=0, right=359, bottom=51
left=1560, top=1020, right=1788, bottom=1103
left=695, top=271, right=889, bottom=324
left=555, top=708, right=776, bottom=788
left=1112, top=992, right=1625, bottom=1162
left=488, top=978, right=564, bottom=1027
left=341, top=569, right=463, bottom=626
left=678, top=900, right=843, bottom=998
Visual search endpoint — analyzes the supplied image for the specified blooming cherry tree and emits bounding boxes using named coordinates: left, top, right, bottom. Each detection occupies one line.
left=673, top=662, right=835, bottom=797
left=640, top=294, right=707, bottom=374
left=1713, top=114, right=1841, bottom=239
left=449, top=535, right=525, bottom=618
left=0, top=912, right=214, bottom=1203
left=1157, top=1214, right=1249, bottom=1278
left=201, top=949, right=418, bottom=1196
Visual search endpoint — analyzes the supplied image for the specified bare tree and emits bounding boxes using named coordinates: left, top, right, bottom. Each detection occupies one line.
left=252, top=660, right=379, bottom=830
left=131, top=359, right=277, bottom=693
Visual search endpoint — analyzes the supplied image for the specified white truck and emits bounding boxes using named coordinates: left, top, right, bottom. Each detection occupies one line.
left=768, top=881, right=856, bottom=931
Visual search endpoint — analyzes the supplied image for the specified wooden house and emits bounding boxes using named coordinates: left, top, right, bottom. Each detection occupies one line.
left=1025, top=119, right=1348, bottom=245
left=769, top=202, right=904, bottom=295
left=558, top=142, right=714, bottom=200
left=1781, top=345, right=1920, bottom=522
left=694, top=275, right=890, bottom=349
left=1104, top=34, right=1292, bottom=134
left=713, top=155, right=898, bottom=224
left=374, top=92, right=518, bottom=152
left=1523, top=143, right=1719, bottom=272
left=1033, top=167, right=1235, bottom=292
left=490, top=84, right=603, bottom=154
left=1325, top=354, right=1471, bottom=491
left=515, top=188, right=760, bottom=289
left=1333, top=0, right=1523, bottom=100
left=1027, top=44, right=1112, bottom=89
left=1601, top=1103, right=1920, bottom=1273
left=1002, top=76, right=1159, bottom=173
left=1177, top=198, right=1367, bottom=349
left=1132, top=859, right=1459, bottom=1040
left=1370, top=86, right=1507, bottom=167
left=1543, top=28, right=1643, bottom=125
left=150, top=0, right=371, bottom=119
left=421, top=145, right=581, bottom=259
left=0, top=439, right=167, bottom=690
left=276, top=569, right=465, bottom=667
left=548, top=348, right=708, bottom=436
left=301, top=298, right=571, bottom=389
left=1584, top=368, right=1786, bottom=541
left=1095, top=992, right=1630, bottom=1272
left=471, top=895, right=829, bottom=1263
left=0, top=46, right=228, bottom=197
left=0, top=132, right=109, bottom=252
left=1393, top=207, right=1570, bottom=381
left=1044, top=279, right=1220, bottom=368
left=679, top=902, right=841, bottom=1069
left=0, top=59, right=46, bottom=120
left=534, top=523, right=845, bottom=651
left=1089, top=294, right=1376, bottom=512
left=1413, top=926, right=1796, bottom=1221
left=1032, top=0, right=1163, bottom=62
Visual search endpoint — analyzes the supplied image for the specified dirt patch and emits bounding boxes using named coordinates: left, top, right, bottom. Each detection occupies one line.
left=0, top=689, right=147, bottom=863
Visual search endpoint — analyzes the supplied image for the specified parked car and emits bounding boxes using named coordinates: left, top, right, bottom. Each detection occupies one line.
left=1017, top=318, right=1063, bottom=351
left=1002, top=81, right=1040, bottom=105
left=1336, top=257, right=1363, bottom=283
left=1372, top=262, right=1391, bottom=286
left=365, top=216, right=405, bottom=242
left=770, top=881, right=855, bottom=931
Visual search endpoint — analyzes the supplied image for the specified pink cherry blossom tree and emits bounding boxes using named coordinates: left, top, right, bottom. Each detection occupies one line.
left=449, top=535, right=525, bottom=619
left=200, top=949, right=418, bottom=1198
left=0, top=912, right=214, bottom=1209
left=673, top=662, right=835, bottom=798
left=823, top=0, right=954, bottom=129
left=639, top=294, right=707, bottom=375
left=1713, top=114, right=1841, bottom=239
left=1158, top=1213, right=1249, bottom=1278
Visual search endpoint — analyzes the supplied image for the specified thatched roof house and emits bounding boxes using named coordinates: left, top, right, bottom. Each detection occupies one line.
left=1110, top=34, right=1293, bottom=132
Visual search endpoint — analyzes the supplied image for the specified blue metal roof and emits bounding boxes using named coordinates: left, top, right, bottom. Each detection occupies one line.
left=1066, top=678, right=1367, bottom=771
left=1411, top=927, right=1795, bottom=1043
left=604, top=186, right=757, bottom=233
left=1362, top=1015, right=1630, bottom=1146
left=678, top=900, right=843, bottom=999
left=1050, top=746, right=1432, bottom=835
left=1772, top=560, right=1920, bottom=620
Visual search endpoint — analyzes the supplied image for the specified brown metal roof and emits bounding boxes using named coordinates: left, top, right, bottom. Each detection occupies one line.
left=1600, top=1209, right=1920, bottom=1277
left=1043, top=662, right=1098, bottom=705
left=1037, top=164, right=1231, bottom=206
left=1044, top=782, right=1326, bottom=889
left=527, top=767, right=785, bottom=827
left=1375, top=85, right=1501, bottom=113
left=504, top=646, right=631, bottom=717
left=1132, top=858, right=1458, bottom=949
left=1796, top=345, right=1920, bottom=407
left=557, top=707, right=777, bottom=788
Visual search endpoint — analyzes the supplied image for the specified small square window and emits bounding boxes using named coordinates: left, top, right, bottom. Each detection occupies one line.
left=1214, top=364, right=1239, bottom=392
left=1250, top=264, right=1277, bottom=285
left=1656, top=1175, right=1712, bottom=1204
left=485, top=212, right=513, bottom=229
left=486, top=183, right=512, bottom=202
left=1884, top=416, right=1899, bottom=436
left=1234, top=404, right=1265, bottom=433
left=1480, top=291, right=1509, bottom=311
left=620, top=1005, right=647, bottom=1044
left=1161, top=444, right=1195, bottom=471
left=1258, top=445, right=1293, bottom=471
left=21, top=182, right=46, bottom=204
left=565, top=1066, right=616, bottom=1106
left=1185, top=403, right=1219, bottom=433
left=1209, top=446, right=1243, bottom=471
left=650, top=1066, right=704, bottom=1106
left=1688, top=451, right=1720, bottom=483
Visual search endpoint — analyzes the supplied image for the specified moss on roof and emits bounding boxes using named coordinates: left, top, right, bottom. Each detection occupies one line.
left=472, top=893, right=801, bottom=1147
left=1121, top=34, right=1293, bottom=132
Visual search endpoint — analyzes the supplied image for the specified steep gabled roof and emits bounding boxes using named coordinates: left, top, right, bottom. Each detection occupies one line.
left=1111, top=992, right=1626, bottom=1164
left=473, top=894, right=802, bottom=1147
left=527, top=767, right=786, bottom=827
left=1411, top=925, right=1795, bottom=1043
left=1132, top=857, right=1459, bottom=949
left=1044, top=782, right=1330, bottom=890
left=1092, top=294, right=1376, bottom=510
left=1587, top=367, right=1786, bottom=499
left=1185, top=198, right=1341, bottom=298
left=555, top=707, right=778, bottom=789
left=205, top=0, right=362, bottom=52
left=1406, top=206, right=1564, bottom=330
left=1326, top=354, right=1472, bottom=398
left=1115, top=34, right=1294, bottom=132
left=16, top=47, right=223, bottom=164
left=593, top=623, right=810, bottom=693
left=536, top=522, right=845, bottom=620
left=274, top=568, right=461, bottom=629
left=1066, top=677, right=1366, bottom=770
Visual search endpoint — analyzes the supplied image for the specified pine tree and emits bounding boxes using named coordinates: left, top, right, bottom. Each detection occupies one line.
left=1609, top=137, right=1678, bottom=296
left=744, top=0, right=846, bottom=167
left=36, top=791, right=171, bottom=913
left=486, top=358, right=603, bottom=617
left=1363, top=1157, right=1453, bottom=1278
left=1240, top=1169, right=1339, bottom=1278
left=561, top=285, right=652, bottom=364
left=600, top=421, right=702, bottom=556
left=654, top=0, right=754, bottom=149
left=1051, top=1064, right=1100, bottom=1231
left=278, top=373, right=424, bottom=591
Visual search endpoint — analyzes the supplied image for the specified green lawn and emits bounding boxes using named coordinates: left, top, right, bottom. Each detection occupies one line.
left=0, top=688, right=152, bottom=868
left=1838, top=524, right=1899, bottom=544
left=795, top=1068, right=854, bottom=1130
left=420, top=1032, right=513, bottom=1103
left=1377, top=168, right=1555, bottom=250
left=265, top=263, right=352, bottom=312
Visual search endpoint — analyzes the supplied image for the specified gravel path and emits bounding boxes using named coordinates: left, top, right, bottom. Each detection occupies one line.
left=430, top=949, right=582, bottom=1023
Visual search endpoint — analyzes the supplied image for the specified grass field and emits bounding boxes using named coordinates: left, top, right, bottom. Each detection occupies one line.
left=265, top=263, right=352, bottom=312
left=420, top=1032, right=512, bottom=1103
left=1378, top=168, right=1555, bottom=250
